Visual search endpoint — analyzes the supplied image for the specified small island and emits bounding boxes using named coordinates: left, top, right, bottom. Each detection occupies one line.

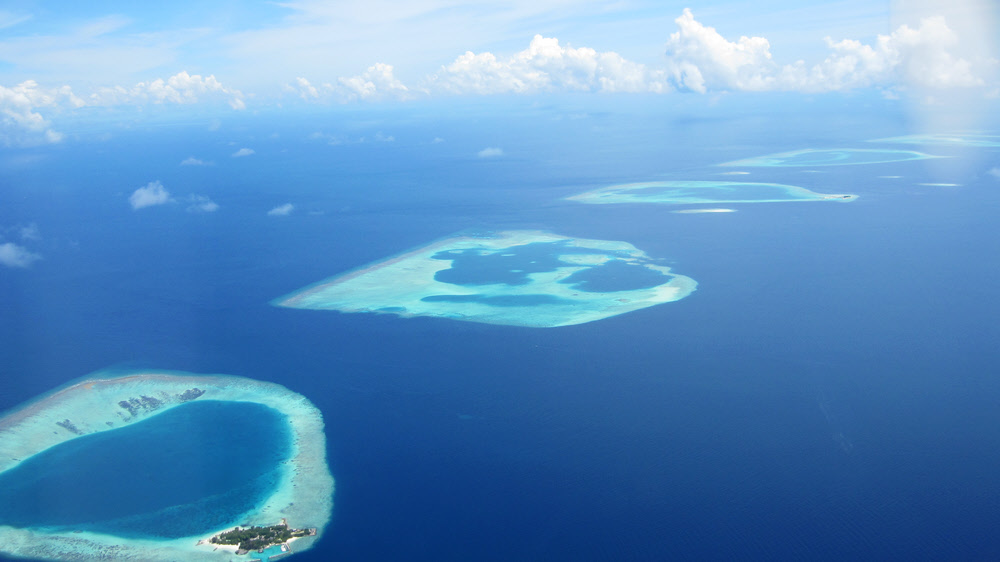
left=210, top=521, right=316, bottom=555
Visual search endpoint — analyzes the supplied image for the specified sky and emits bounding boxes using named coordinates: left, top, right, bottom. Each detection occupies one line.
left=0, top=0, right=998, bottom=147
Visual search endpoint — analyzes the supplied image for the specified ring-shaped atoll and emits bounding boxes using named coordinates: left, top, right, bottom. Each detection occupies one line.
left=273, top=230, right=697, bottom=328
left=566, top=181, right=857, bottom=205
left=869, top=133, right=1000, bottom=148
left=720, top=148, right=939, bottom=167
left=0, top=371, right=334, bottom=561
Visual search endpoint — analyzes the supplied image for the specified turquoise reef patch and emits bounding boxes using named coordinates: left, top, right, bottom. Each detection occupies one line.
left=720, top=148, right=938, bottom=167
left=567, top=181, right=856, bottom=204
left=273, top=230, right=697, bottom=328
left=869, top=133, right=1000, bottom=148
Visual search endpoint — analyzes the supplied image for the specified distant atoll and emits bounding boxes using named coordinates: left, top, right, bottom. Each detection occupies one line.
left=868, top=133, right=1000, bottom=148
left=0, top=371, right=334, bottom=561
left=273, top=230, right=697, bottom=328
left=567, top=181, right=857, bottom=205
left=720, top=148, right=939, bottom=167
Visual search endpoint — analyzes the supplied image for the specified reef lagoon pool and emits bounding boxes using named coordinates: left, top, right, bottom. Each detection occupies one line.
left=0, top=371, right=333, bottom=562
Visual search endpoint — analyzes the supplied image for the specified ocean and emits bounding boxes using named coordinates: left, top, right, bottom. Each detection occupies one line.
left=1, top=93, right=999, bottom=560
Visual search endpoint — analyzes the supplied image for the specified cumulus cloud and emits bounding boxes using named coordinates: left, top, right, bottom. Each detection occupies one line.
left=664, top=9, right=985, bottom=93
left=429, top=35, right=668, bottom=94
left=477, top=147, right=503, bottom=158
left=186, top=195, right=219, bottom=213
left=267, top=203, right=294, bottom=216
left=338, top=63, right=410, bottom=101
left=287, top=64, right=410, bottom=103
left=0, top=242, right=41, bottom=268
left=232, top=148, right=255, bottom=157
left=129, top=180, right=172, bottom=210
left=180, top=156, right=211, bottom=166
left=1, top=72, right=244, bottom=146
left=89, top=71, right=245, bottom=110
left=0, top=80, right=82, bottom=145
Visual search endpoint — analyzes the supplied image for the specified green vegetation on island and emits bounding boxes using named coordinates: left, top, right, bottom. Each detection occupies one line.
left=210, top=523, right=315, bottom=553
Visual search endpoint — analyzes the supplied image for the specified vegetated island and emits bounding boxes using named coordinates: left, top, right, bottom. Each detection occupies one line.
left=0, top=370, right=334, bottom=562
left=208, top=520, right=316, bottom=555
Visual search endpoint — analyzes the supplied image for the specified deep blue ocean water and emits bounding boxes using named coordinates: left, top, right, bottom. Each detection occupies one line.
left=0, top=400, right=290, bottom=539
left=1, top=94, right=999, bottom=560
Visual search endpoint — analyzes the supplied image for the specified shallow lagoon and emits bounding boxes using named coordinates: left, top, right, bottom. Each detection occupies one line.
left=0, top=371, right=333, bottom=562
left=0, top=400, right=289, bottom=538
left=274, top=230, right=697, bottom=327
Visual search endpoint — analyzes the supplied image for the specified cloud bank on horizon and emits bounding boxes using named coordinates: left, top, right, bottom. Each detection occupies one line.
left=1, top=5, right=997, bottom=144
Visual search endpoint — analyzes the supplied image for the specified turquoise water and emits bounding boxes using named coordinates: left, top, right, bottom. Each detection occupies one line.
left=723, top=148, right=934, bottom=167
left=250, top=544, right=288, bottom=561
left=0, top=400, right=291, bottom=539
left=422, top=294, right=576, bottom=306
left=617, top=183, right=819, bottom=201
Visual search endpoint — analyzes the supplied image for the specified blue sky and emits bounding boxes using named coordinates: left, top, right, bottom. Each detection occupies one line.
left=0, top=0, right=998, bottom=146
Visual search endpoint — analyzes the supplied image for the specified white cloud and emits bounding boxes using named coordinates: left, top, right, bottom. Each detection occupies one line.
left=232, top=147, right=255, bottom=157
left=0, top=80, right=81, bottom=145
left=129, top=180, right=172, bottom=210
left=0, top=242, right=41, bottom=268
left=477, top=147, right=503, bottom=158
left=338, top=63, right=410, bottom=101
left=664, top=9, right=986, bottom=93
left=989, top=168, right=1000, bottom=179
left=429, top=35, right=668, bottom=94
left=89, top=71, right=246, bottom=110
left=267, top=203, right=294, bottom=216
left=186, top=195, right=219, bottom=213
left=664, top=9, right=776, bottom=93
left=288, top=64, right=410, bottom=102
left=180, top=156, right=211, bottom=166
left=1, top=72, right=244, bottom=146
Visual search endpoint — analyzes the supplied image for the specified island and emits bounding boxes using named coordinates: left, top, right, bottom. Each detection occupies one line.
left=566, top=181, right=857, bottom=205
left=208, top=520, right=316, bottom=555
left=719, top=148, right=939, bottom=167
left=273, top=230, right=697, bottom=328
left=0, top=370, right=334, bottom=561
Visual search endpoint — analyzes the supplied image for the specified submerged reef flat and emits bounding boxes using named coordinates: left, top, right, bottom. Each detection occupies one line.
left=274, top=230, right=697, bottom=328
left=566, top=181, right=856, bottom=205
left=869, top=133, right=1000, bottom=148
left=720, top=148, right=938, bottom=167
left=0, top=371, right=334, bottom=562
